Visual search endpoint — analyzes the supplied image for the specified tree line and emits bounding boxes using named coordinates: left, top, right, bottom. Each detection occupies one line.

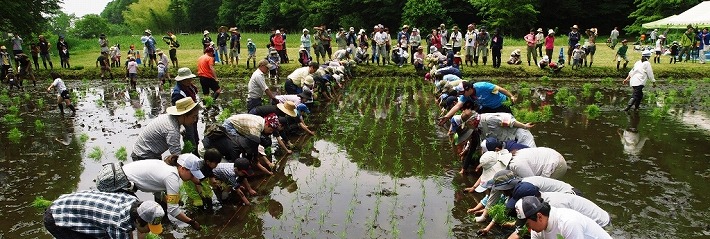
left=0, top=0, right=703, bottom=39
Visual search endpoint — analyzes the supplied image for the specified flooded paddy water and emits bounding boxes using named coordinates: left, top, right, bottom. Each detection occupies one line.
left=1, top=76, right=710, bottom=238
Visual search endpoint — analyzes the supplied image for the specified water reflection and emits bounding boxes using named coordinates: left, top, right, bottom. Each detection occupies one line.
left=618, top=111, right=648, bottom=156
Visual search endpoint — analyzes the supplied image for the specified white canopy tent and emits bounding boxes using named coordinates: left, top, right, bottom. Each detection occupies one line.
left=642, top=1, right=710, bottom=29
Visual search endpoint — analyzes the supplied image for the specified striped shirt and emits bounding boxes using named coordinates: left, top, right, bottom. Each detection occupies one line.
left=212, top=163, right=243, bottom=190
left=132, top=114, right=182, bottom=159
left=50, top=191, right=137, bottom=239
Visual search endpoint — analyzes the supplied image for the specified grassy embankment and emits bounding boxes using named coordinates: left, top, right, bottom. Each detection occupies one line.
left=18, top=32, right=710, bottom=81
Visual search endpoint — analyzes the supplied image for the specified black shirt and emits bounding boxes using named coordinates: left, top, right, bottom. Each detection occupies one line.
left=249, top=105, right=287, bottom=117
left=97, top=55, right=108, bottom=67
left=39, top=41, right=50, bottom=54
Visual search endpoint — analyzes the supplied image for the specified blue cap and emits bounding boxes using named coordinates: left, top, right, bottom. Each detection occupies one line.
left=296, top=103, right=310, bottom=114
left=505, top=182, right=541, bottom=209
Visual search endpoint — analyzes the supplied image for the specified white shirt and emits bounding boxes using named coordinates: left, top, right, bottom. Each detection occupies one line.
left=287, top=67, right=311, bottom=87
left=374, top=32, right=387, bottom=45
left=465, top=31, right=477, bottom=47
left=122, top=160, right=183, bottom=217
left=275, top=94, right=302, bottom=104
left=449, top=31, right=463, bottom=47
left=627, top=60, right=655, bottom=87
left=508, top=147, right=565, bottom=178
left=127, top=61, right=138, bottom=74
left=51, top=78, right=67, bottom=94
left=248, top=69, right=268, bottom=99
left=530, top=207, right=612, bottom=239
left=541, top=192, right=610, bottom=227
left=522, top=176, right=575, bottom=194
left=610, top=30, right=619, bottom=40
left=655, top=39, right=663, bottom=51
left=333, top=49, right=348, bottom=60
left=536, top=32, right=545, bottom=44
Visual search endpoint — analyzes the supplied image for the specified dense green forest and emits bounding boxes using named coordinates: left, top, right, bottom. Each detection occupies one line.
left=0, top=0, right=703, bottom=38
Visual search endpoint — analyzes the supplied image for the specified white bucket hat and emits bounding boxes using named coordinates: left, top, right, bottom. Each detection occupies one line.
left=175, top=67, right=196, bottom=81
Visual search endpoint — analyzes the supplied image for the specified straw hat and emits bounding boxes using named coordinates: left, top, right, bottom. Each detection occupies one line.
left=203, top=30, right=210, bottom=35
left=277, top=101, right=298, bottom=117
left=144, top=29, right=152, bottom=35
left=166, top=97, right=198, bottom=115
left=156, top=49, right=163, bottom=54
left=229, top=27, right=238, bottom=32
left=218, top=26, right=227, bottom=32
left=175, top=68, right=196, bottom=81
left=402, top=25, right=409, bottom=30
left=570, top=25, right=579, bottom=29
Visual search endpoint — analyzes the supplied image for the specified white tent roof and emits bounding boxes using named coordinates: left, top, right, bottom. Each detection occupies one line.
left=642, top=1, right=710, bottom=29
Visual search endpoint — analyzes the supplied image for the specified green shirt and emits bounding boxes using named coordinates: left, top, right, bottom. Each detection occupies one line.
left=617, top=45, right=628, bottom=56
left=681, top=31, right=694, bottom=47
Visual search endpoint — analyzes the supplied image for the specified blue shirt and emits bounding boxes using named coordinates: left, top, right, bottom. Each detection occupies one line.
left=474, top=82, right=507, bottom=109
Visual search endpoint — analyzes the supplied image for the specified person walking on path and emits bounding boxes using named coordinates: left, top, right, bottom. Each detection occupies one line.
left=197, top=47, right=222, bottom=100
left=610, top=27, right=620, bottom=49
left=622, top=50, right=655, bottom=111
left=615, top=39, right=630, bottom=70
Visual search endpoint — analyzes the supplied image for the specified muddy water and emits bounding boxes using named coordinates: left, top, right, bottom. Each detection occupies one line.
left=1, top=78, right=710, bottom=238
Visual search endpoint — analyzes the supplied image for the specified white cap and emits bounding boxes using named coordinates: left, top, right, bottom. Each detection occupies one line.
left=137, top=201, right=165, bottom=234
left=177, top=154, right=205, bottom=179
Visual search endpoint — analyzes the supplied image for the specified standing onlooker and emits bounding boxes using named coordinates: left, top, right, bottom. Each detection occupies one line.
left=370, top=26, right=378, bottom=64
left=449, top=26, right=462, bottom=55
left=464, top=24, right=477, bottom=66
left=98, top=34, right=109, bottom=54
left=30, top=43, right=40, bottom=70
left=544, top=30, right=555, bottom=60
left=313, top=27, right=325, bottom=63
left=346, top=27, right=357, bottom=51
left=654, top=35, right=666, bottom=64
left=524, top=28, right=537, bottom=66
left=301, top=29, right=312, bottom=56
left=439, top=24, right=448, bottom=51
left=490, top=29, right=503, bottom=68
left=650, top=29, right=658, bottom=44
left=38, top=35, right=53, bottom=70
left=166, top=31, right=179, bottom=68
left=197, top=47, right=221, bottom=100
left=96, top=51, right=113, bottom=81
left=47, top=72, right=76, bottom=116
left=0, top=46, right=11, bottom=79
left=585, top=28, right=598, bottom=67
left=247, top=59, right=277, bottom=111
left=623, top=50, right=655, bottom=111
left=273, top=30, right=286, bottom=63
left=431, top=29, right=442, bottom=54
left=11, top=33, right=23, bottom=66
left=202, top=30, right=212, bottom=50
left=374, top=26, right=388, bottom=65
left=323, top=28, right=333, bottom=60
left=615, top=39, right=630, bottom=70
left=610, top=27, right=620, bottom=49
left=567, top=25, right=581, bottom=65
left=409, top=28, right=421, bottom=64
left=229, top=27, right=241, bottom=66
left=143, top=30, right=157, bottom=68
left=246, top=39, right=257, bottom=68
left=57, top=36, right=70, bottom=69
left=475, top=26, right=490, bottom=65
left=397, top=25, right=410, bottom=57
left=535, top=28, right=544, bottom=58
left=698, top=28, right=709, bottom=64
left=336, top=28, right=347, bottom=50
left=216, top=26, right=230, bottom=65
left=157, top=49, right=170, bottom=79
left=680, top=26, right=694, bottom=62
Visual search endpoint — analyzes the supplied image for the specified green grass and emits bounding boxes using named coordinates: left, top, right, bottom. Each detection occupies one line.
left=22, top=32, right=710, bottom=80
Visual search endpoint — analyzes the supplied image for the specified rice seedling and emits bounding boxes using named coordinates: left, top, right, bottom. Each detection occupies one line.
left=3, top=113, right=23, bottom=126
left=115, top=146, right=127, bottom=162
left=565, top=95, right=578, bottom=108
left=203, top=96, right=215, bottom=108
left=554, top=87, right=570, bottom=104
left=134, top=108, right=146, bottom=120
left=0, top=94, right=10, bottom=106
left=95, top=98, right=104, bottom=107
left=145, top=232, right=163, bottom=239
left=600, top=77, right=614, bottom=87
left=88, top=146, right=103, bottom=161
left=182, top=140, right=195, bottom=154
left=230, top=99, right=243, bottom=112
left=216, top=108, right=232, bottom=123
left=35, top=119, right=45, bottom=132
left=36, top=98, right=45, bottom=110
left=594, top=91, right=604, bottom=103
left=79, top=133, right=89, bottom=144
left=581, top=83, right=593, bottom=98
left=31, top=196, right=53, bottom=211
left=584, top=104, right=601, bottom=118
left=8, top=127, right=23, bottom=143
left=539, top=76, right=551, bottom=85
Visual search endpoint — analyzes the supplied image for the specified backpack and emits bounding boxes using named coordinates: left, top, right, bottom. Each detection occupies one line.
left=95, top=162, right=131, bottom=192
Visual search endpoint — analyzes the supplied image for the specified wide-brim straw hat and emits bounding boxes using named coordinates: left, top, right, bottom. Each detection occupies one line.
left=166, top=97, right=198, bottom=115
left=218, top=26, right=227, bottom=32
left=175, top=67, right=196, bottom=81
left=277, top=101, right=298, bottom=117
left=571, top=25, right=579, bottom=29
left=156, top=49, right=163, bottom=54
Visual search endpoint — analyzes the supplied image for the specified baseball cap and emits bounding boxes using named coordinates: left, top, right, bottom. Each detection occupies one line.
left=137, top=201, right=165, bottom=234
left=258, top=59, right=273, bottom=69
left=234, top=157, right=255, bottom=176
left=177, top=154, right=205, bottom=180
left=490, top=170, right=521, bottom=191
left=515, top=196, right=545, bottom=227
left=485, top=137, right=502, bottom=151
left=296, top=103, right=310, bottom=114
left=506, top=182, right=541, bottom=210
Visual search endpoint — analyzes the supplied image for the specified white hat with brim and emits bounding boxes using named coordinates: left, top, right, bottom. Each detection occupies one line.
left=571, top=25, right=579, bottom=29
left=474, top=150, right=511, bottom=192
left=455, top=128, right=474, bottom=145
left=175, top=67, right=196, bottom=81
left=177, top=154, right=205, bottom=179
left=137, top=201, right=165, bottom=234
left=166, top=97, right=199, bottom=116
left=203, top=30, right=210, bottom=35
left=277, top=101, right=298, bottom=117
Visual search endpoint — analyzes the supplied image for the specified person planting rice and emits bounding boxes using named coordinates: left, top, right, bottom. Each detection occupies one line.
left=131, top=97, right=200, bottom=161
left=46, top=72, right=76, bottom=116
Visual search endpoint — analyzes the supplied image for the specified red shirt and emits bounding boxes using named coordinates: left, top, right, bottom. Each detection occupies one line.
left=273, top=35, right=284, bottom=51
left=197, top=54, right=216, bottom=79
